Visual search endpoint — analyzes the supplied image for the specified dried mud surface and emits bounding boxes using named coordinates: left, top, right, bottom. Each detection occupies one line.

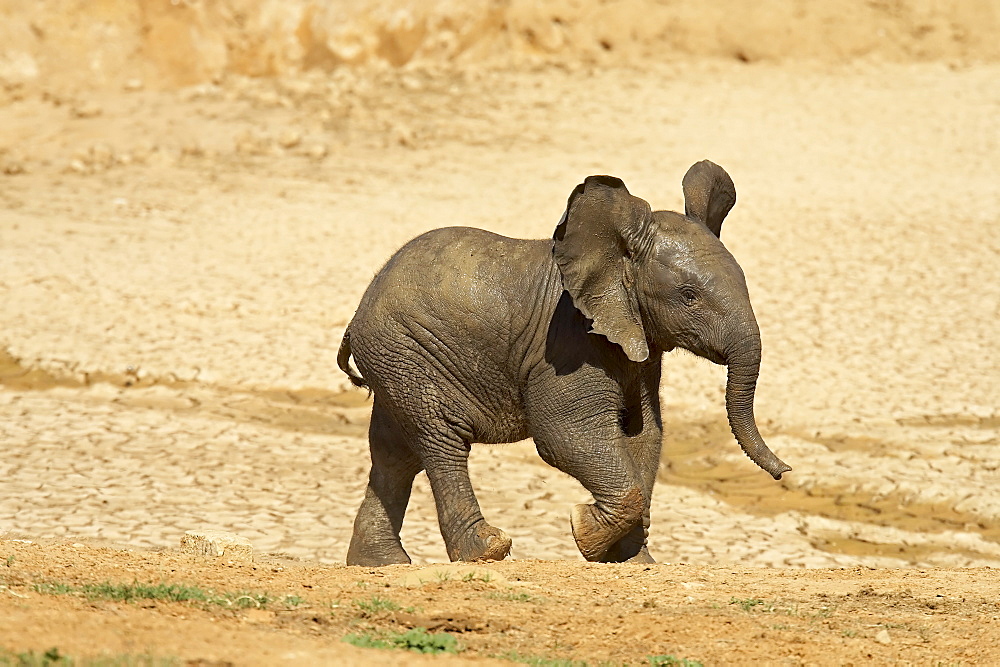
left=2, top=5, right=1000, bottom=663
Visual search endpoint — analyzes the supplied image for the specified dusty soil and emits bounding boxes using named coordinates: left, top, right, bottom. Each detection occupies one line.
left=2, top=1, right=999, bottom=664
left=3, top=541, right=1000, bottom=666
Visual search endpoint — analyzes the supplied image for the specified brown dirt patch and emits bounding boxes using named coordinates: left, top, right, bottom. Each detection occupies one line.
left=3, top=540, right=999, bottom=665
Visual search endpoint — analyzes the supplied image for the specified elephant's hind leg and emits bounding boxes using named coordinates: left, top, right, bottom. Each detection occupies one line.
left=419, top=430, right=512, bottom=562
left=346, top=405, right=422, bottom=566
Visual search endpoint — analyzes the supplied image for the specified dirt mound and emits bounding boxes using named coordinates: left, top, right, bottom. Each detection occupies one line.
left=1, top=0, right=997, bottom=91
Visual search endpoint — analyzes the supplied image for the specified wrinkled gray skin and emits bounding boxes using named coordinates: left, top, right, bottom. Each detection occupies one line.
left=338, top=161, right=791, bottom=566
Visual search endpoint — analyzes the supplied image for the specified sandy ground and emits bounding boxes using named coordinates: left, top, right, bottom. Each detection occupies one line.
left=1, top=4, right=1000, bottom=663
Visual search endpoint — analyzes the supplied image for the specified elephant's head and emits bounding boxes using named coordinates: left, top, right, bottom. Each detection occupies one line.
left=553, top=160, right=791, bottom=480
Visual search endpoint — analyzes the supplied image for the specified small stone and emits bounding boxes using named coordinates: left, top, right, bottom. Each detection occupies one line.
left=89, top=143, right=115, bottom=169
left=393, top=122, right=415, bottom=147
left=278, top=129, right=302, bottom=149
left=181, top=530, right=253, bottom=561
left=255, top=90, right=280, bottom=107
left=874, top=628, right=891, bottom=644
left=180, top=142, right=204, bottom=157
left=2, top=160, right=25, bottom=175
left=304, top=143, right=328, bottom=160
left=123, top=78, right=144, bottom=92
left=71, top=101, right=102, bottom=119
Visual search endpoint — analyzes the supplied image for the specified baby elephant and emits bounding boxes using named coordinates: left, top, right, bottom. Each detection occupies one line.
left=338, top=160, right=790, bottom=566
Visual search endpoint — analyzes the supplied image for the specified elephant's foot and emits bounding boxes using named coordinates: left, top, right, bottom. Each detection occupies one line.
left=600, top=536, right=656, bottom=563
left=570, top=488, right=644, bottom=562
left=448, top=523, right=512, bottom=562
left=625, top=547, right=656, bottom=564
left=601, top=525, right=656, bottom=564
left=346, top=526, right=412, bottom=566
left=605, top=544, right=656, bottom=564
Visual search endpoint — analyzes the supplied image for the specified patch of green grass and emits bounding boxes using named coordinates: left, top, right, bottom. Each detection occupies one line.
left=353, top=595, right=402, bottom=614
left=841, top=629, right=857, bottom=637
left=79, top=582, right=213, bottom=604
left=495, top=653, right=694, bottom=667
left=492, top=652, right=587, bottom=667
left=648, top=656, right=704, bottom=667
left=0, top=648, right=178, bottom=666
left=31, top=580, right=287, bottom=610
left=343, top=628, right=460, bottom=654
left=485, top=590, right=541, bottom=603
left=811, top=605, right=834, bottom=619
left=74, top=656, right=177, bottom=666
left=1, top=647, right=70, bottom=666
left=428, top=568, right=495, bottom=584
left=4, top=555, right=14, bottom=568
left=729, top=597, right=767, bottom=612
left=727, top=597, right=829, bottom=619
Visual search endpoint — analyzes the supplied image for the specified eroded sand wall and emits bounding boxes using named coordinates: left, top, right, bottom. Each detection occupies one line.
left=1, top=0, right=998, bottom=89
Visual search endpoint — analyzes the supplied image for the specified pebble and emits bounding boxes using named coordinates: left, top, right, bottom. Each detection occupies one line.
left=70, top=100, right=102, bottom=118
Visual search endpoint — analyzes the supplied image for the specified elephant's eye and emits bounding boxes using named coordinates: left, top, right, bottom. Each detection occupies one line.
left=680, top=286, right=698, bottom=305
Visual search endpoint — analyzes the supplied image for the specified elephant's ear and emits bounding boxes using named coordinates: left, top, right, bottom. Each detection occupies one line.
left=681, top=160, right=736, bottom=238
left=553, top=175, right=654, bottom=363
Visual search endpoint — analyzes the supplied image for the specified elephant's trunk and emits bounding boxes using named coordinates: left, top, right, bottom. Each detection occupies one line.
left=725, top=334, right=792, bottom=480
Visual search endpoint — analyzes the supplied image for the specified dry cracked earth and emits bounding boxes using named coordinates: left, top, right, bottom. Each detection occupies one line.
left=1, top=55, right=999, bottom=665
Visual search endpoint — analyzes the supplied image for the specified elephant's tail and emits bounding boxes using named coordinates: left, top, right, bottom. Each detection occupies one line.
left=337, top=329, right=369, bottom=391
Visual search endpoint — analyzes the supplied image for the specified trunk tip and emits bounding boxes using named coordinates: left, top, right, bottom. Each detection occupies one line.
left=769, top=464, right=792, bottom=480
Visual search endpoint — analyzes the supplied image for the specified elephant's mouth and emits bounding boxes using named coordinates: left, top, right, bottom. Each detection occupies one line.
left=704, top=349, right=727, bottom=365
left=683, top=344, right=725, bottom=366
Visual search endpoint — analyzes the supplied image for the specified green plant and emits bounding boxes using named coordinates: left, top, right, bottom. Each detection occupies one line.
left=80, top=582, right=212, bottom=603
left=32, top=580, right=276, bottom=609
left=648, top=657, right=703, bottom=667
left=0, top=649, right=180, bottom=666
left=5, top=555, right=14, bottom=568
left=492, top=652, right=587, bottom=667
left=729, top=597, right=767, bottom=612
left=812, top=606, right=833, bottom=619
left=3, top=647, right=69, bottom=666
left=33, top=583, right=75, bottom=596
left=485, top=590, right=539, bottom=603
left=343, top=628, right=459, bottom=654
left=353, top=595, right=402, bottom=614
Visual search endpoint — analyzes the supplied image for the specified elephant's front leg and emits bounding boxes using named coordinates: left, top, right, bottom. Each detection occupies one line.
left=599, top=365, right=663, bottom=563
left=530, top=365, right=662, bottom=563
left=599, top=430, right=663, bottom=563
left=533, top=424, right=647, bottom=562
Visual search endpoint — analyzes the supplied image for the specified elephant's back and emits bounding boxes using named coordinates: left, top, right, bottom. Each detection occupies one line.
left=353, top=227, right=554, bottom=333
